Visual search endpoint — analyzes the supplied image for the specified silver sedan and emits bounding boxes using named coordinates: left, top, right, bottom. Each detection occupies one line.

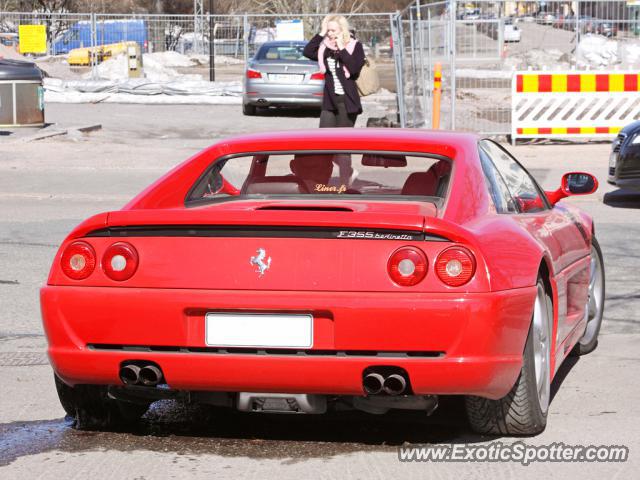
left=243, top=41, right=324, bottom=115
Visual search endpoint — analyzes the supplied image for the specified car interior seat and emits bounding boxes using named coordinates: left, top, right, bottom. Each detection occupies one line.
left=401, top=161, right=451, bottom=197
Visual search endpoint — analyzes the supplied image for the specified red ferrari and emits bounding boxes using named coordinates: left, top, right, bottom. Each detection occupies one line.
left=41, top=129, right=605, bottom=435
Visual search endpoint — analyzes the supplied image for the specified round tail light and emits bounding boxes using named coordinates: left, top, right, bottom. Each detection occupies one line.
left=102, top=242, right=139, bottom=281
left=435, top=247, right=476, bottom=287
left=388, top=247, right=428, bottom=287
left=60, top=241, right=96, bottom=280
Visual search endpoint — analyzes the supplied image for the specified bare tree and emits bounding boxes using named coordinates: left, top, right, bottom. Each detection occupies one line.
left=29, top=0, right=71, bottom=12
left=0, top=0, right=19, bottom=11
left=251, top=0, right=367, bottom=15
left=2, top=0, right=414, bottom=14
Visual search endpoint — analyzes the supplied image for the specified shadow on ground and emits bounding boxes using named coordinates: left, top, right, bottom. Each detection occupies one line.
left=0, top=360, right=579, bottom=466
left=603, top=189, right=640, bottom=209
left=250, top=107, right=321, bottom=119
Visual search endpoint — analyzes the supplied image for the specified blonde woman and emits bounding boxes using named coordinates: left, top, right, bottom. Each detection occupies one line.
left=303, top=14, right=366, bottom=128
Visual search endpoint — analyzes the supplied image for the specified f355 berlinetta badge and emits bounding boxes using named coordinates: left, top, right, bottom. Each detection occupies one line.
left=250, top=248, right=271, bottom=277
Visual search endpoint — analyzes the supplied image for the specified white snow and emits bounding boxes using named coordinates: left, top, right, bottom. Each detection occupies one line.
left=144, top=51, right=197, bottom=68
left=619, top=42, right=640, bottom=68
left=44, top=76, right=242, bottom=104
left=83, top=50, right=244, bottom=83
left=503, top=48, right=570, bottom=71
left=83, top=52, right=203, bottom=82
left=575, top=35, right=619, bottom=68
left=44, top=90, right=242, bottom=105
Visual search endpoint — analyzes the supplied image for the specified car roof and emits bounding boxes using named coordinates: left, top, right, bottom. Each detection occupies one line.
left=214, top=129, right=479, bottom=159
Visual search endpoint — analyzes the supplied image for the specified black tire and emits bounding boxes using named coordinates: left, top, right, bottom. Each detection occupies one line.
left=465, top=277, right=552, bottom=436
left=54, top=373, right=76, bottom=417
left=54, top=375, right=149, bottom=430
left=243, top=103, right=257, bottom=116
left=571, top=236, right=605, bottom=356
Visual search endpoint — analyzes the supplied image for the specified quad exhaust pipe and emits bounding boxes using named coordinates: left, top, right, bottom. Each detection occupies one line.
left=363, top=373, right=385, bottom=395
left=383, top=374, right=407, bottom=396
left=139, top=365, right=163, bottom=386
left=119, top=362, right=164, bottom=387
left=119, top=364, right=141, bottom=385
left=363, top=371, right=408, bottom=396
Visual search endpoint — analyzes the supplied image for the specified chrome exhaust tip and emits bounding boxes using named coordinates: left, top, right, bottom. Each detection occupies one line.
left=139, top=365, right=163, bottom=386
left=363, top=373, right=385, bottom=395
left=383, top=374, right=407, bottom=396
left=119, top=364, right=141, bottom=385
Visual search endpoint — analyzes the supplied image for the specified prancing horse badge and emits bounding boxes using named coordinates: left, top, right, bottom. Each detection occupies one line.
left=250, top=248, right=272, bottom=277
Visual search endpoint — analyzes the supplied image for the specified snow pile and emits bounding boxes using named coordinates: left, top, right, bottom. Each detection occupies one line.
left=144, top=51, right=197, bottom=68
left=144, top=51, right=243, bottom=68
left=43, top=76, right=242, bottom=104
left=0, top=44, right=26, bottom=61
left=619, top=42, right=640, bottom=68
left=85, top=52, right=204, bottom=82
left=503, top=48, right=570, bottom=70
left=575, top=35, right=618, bottom=68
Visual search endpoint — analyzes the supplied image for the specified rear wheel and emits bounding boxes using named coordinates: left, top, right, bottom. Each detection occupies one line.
left=571, top=236, right=605, bottom=356
left=466, top=277, right=552, bottom=435
left=243, top=103, right=257, bottom=116
left=54, top=374, right=150, bottom=430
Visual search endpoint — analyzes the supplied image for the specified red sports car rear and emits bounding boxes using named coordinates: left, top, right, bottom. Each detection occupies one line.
left=41, top=129, right=604, bottom=435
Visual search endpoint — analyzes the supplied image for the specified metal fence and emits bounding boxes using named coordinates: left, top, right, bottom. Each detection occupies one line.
left=0, top=11, right=91, bottom=56
left=393, top=0, right=640, bottom=134
left=0, top=11, right=394, bottom=60
left=1, top=11, right=396, bottom=100
left=3, top=3, right=640, bottom=134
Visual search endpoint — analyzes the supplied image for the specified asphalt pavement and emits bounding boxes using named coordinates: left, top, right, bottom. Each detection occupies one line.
left=0, top=103, right=638, bottom=479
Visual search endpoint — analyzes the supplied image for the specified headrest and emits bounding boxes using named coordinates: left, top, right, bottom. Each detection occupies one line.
left=245, top=176, right=309, bottom=194
left=290, top=155, right=334, bottom=184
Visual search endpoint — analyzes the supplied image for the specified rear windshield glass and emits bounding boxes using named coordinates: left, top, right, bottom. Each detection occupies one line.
left=256, top=44, right=309, bottom=61
left=186, top=152, right=452, bottom=205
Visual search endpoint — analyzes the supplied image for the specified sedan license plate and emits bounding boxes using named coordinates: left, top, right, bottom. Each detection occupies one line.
left=205, top=313, right=313, bottom=348
left=269, top=73, right=303, bottom=83
left=609, top=152, right=618, bottom=168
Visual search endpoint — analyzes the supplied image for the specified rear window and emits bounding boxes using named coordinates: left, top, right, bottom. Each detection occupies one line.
left=256, top=44, right=309, bottom=61
left=186, top=152, right=452, bottom=205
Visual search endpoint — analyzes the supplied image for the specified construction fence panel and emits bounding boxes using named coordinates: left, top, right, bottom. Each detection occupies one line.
left=512, top=70, right=640, bottom=141
left=398, top=0, right=640, bottom=135
left=243, top=13, right=395, bottom=61
left=395, top=1, right=453, bottom=129
left=0, top=12, right=92, bottom=56
left=93, top=13, right=243, bottom=57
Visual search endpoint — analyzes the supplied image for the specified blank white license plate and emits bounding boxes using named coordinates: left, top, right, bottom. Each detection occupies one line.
left=269, top=73, right=303, bottom=83
left=205, top=313, right=313, bottom=348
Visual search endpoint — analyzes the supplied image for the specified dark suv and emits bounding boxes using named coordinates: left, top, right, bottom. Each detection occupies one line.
left=608, top=121, right=640, bottom=190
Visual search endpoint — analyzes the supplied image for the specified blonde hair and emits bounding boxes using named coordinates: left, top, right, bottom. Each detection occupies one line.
left=322, top=14, right=351, bottom=46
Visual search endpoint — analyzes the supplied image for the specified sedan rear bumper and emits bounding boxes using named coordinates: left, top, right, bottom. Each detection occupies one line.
left=243, top=93, right=323, bottom=107
left=41, top=286, right=536, bottom=399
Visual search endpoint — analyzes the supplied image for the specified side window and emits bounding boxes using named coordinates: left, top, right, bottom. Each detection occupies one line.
left=480, top=140, right=547, bottom=214
left=479, top=147, right=518, bottom=213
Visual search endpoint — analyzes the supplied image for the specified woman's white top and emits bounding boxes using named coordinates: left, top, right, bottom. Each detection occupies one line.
left=326, top=57, right=345, bottom=95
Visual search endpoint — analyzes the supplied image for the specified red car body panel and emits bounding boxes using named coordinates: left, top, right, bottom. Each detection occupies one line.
left=42, top=286, right=534, bottom=399
left=41, top=129, right=594, bottom=399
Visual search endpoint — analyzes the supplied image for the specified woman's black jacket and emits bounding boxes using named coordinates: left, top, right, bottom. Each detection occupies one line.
left=303, top=34, right=365, bottom=115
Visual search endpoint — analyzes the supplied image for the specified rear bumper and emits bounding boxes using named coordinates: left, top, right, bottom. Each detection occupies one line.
left=41, top=286, right=536, bottom=399
left=243, top=93, right=323, bottom=107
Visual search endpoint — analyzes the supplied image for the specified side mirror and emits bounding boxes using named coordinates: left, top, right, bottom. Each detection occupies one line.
left=545, top=172, right=598, bottom=206
left=562, top=172, right=598, bottom=195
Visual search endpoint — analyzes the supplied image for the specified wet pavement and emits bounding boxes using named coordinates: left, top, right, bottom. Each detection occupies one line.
left=1, top=103, right=639, bottom=479
left=0, top=397, right=476, bottom=467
